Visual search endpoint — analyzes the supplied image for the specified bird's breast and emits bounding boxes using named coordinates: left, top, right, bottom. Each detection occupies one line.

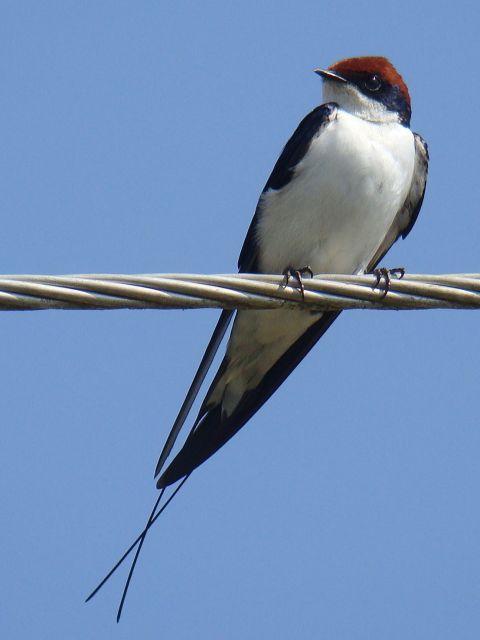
left=256, top=110, right=415, bottom=275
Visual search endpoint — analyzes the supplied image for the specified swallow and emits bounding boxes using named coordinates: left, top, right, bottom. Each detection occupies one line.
left=154, top=56, right=428, bottom=487
left=87, top=56, right=428, bottom=618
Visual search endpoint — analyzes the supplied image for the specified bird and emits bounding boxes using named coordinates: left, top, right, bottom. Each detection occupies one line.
left=154, top=55, right=428, bottom=488
left=87, top=56, right=428, bottom=618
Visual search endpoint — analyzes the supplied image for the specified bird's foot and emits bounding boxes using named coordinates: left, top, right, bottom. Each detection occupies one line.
left=371, top=267, right=405, bottom=298
left=282, top=266, right=314, bottom=301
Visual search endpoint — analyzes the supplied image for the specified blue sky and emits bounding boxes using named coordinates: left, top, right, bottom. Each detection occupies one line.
left=2, top=2, right=480, bottom=638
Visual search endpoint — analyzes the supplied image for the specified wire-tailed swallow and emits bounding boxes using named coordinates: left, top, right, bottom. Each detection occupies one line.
left=88, top=56, right=428, bottom=618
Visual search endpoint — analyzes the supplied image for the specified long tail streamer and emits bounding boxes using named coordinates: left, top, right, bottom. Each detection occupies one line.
left=86, top=475, right=190, bottom=619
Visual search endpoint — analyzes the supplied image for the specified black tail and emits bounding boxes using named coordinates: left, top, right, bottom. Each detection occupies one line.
left=85, top=476, right=189, bottom=621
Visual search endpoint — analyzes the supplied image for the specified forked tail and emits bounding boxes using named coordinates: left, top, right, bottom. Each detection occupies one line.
left=85, top=475, right=190, bottom=622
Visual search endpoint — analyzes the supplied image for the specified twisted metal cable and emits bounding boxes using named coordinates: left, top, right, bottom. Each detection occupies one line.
left=0, top=272, right=479, bottom=312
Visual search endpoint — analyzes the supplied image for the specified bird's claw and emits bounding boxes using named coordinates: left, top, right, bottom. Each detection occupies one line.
left=371, top=267, right=405, bottom=298
left=282, top=266, right=314, bottom=301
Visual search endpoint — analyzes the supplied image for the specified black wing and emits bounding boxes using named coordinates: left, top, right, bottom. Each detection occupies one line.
left=154, top=102, right=338, bottom=477
left=400, top=134, right=429, bottom=239
left=157, top=310, right=340, bottom=487
left=366, top=133, right=429, bottom=271
left=155, top=103, right=339, bottom=486
left=154, top=309, right=234, bottom=477
left=238, top=103, right=338, bottom=273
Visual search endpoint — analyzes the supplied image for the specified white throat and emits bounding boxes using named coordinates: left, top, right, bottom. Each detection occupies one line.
left=322, top=79, right=400, bottom=124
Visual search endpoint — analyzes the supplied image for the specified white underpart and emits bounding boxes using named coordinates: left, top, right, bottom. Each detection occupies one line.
left=209, top=81, right=416, bottom=417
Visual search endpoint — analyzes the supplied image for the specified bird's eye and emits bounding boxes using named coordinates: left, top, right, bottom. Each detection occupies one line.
left=364, top=74, right=382, bottom=92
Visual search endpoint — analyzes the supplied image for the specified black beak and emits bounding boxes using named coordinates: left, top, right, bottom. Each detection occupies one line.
left=314, top=68, right=347, bottom=83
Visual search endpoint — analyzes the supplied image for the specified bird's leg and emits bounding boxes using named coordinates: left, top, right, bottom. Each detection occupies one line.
left=371, top=267, right=405, bottom=298
left=282, top=266, right=314, bottom=301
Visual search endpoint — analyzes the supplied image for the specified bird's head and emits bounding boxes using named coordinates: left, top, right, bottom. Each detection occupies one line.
left=315, top=56, right=411, bottom=126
